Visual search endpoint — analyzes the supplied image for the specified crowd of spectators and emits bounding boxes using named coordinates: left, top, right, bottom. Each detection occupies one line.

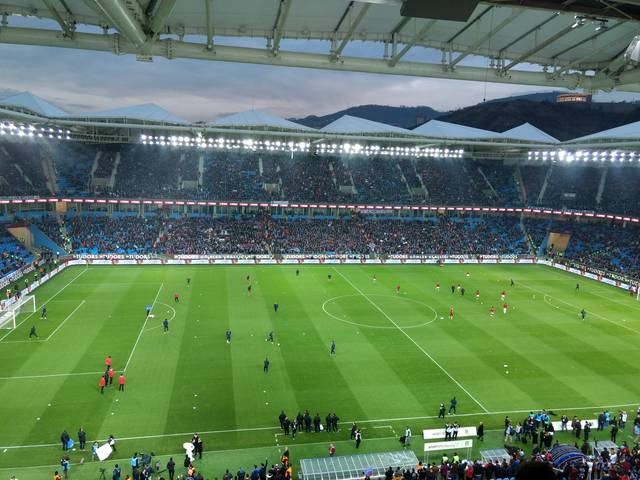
left=66, top=216, right=162, bottom=254
left=56, top=214, right=531, bottom=257
left=0, top=142, right=50, bottom=197
left=542, top=166, right=601, bottom=212
left=5, top=140, right=640, bottom=220
left=0, top=228, right=31, bottom=276
left=562, top=221, right=640, bottom=279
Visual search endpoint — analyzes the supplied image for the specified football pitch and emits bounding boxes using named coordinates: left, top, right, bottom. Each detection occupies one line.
left=0, top=263, right=639, bottom=478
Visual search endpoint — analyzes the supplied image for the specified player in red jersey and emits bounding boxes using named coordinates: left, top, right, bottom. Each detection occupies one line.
left=174, top=292, right=180, bottom=303
left=489, top=306, right=495, bottom=317
left=99, top=376, right=106, bottom=394
left=449, top=307, right=454, bottom=320
left=503, top=302, right=508, bottom=315
left=475, top=289, right=480, bottom=300
left=105, top=355, right=112, bottom=368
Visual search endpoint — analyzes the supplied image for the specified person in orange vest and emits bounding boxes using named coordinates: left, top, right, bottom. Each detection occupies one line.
left=108, top=367, right=115, bottom=385
left=118, top=374, right=125, bottom=392
left=53, top=471, right=61, bottom=480
left=328, top=444, right=336, bottom=457
left=105, top=355, right=112, bottom=368
left=99, top=375, right=106, bottom=394
left=285, top=466, right=292, bottom=480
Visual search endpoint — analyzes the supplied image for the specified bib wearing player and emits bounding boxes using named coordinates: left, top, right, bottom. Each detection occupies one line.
left=435, top=283, right=440, bottom=292
left=475, top=290, right=480, bottom=300
left=503, top=303, right=508, bottom=315
left=449, top=307, right=454, bottom=320
left=501, top=291, right=506, bottom=301
left=489, top=306, right=496, bottom=317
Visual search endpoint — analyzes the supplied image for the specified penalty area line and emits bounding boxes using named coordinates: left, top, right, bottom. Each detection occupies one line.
left=0, top=267, right=90, bottom=343
left=331, top=267, right=490, bottom=414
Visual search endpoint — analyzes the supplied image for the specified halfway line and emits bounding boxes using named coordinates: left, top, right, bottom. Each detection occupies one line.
left=332, top=266, right=490, bottom=414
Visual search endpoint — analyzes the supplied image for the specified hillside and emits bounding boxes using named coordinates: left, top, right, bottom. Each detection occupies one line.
left=438, top=100, right=640, bottom=141
left=290, top=104, right=441, bottom=129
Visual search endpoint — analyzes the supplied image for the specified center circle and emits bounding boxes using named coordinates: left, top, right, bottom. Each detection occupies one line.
left=322, top=294, right=438, bottom=329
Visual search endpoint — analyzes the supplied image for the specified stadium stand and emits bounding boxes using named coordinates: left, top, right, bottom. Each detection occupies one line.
left=0, top=227, right=32, bottom=276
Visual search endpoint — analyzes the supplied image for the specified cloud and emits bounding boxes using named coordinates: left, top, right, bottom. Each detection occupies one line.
left=1, top=41, right=639, bottom=122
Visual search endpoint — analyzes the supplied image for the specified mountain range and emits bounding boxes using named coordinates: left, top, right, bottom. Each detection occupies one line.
left=290, top=92, right=640, bottom=141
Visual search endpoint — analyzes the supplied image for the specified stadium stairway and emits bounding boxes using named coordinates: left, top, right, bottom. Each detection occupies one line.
left=27, top=224, right=67, bottom=255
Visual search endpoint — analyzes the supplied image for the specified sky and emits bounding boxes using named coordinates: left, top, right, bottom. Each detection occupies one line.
left=1, top=15, right=640, bottom=122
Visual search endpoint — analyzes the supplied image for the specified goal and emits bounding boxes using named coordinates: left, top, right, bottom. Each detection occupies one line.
left=0, top=295, right=36, bottom=329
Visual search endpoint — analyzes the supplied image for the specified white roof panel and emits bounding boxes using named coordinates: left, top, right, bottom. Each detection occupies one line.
left=570, top=120, right=640, bottom=142
left=210, top=110, right=314, bottom=130
left=0, top=92, right=68, bottom=117
left=412, top=119, right=501, bottom=139
left=320, top=115, right=417, bottom=135
left=502, top=123, right=559, bottom=143
left=79, top=104, right=187, bottom=124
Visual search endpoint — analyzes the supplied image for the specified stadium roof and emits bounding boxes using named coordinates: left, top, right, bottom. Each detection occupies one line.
left=413, top=119, right=501, bottom=139
left=210, top=110, right=313, bottom=131
left=569, top=119, right=640, bottom=142
left=0, top=92, right=68, bottom=118
left=72, top=104, right=187, bottom=124
left=320, top=115, right=417, bottom=135
left=502, top=123, right=559, bottom=143
left=3, top=1, right=640, bottom=93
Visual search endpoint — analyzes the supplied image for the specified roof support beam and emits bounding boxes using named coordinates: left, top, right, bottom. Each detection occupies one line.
left=272, top=0, right=292, bottom=53
left=333, top=1, right=355, bottom=33
left=450, top=10, right=524, bottom=68
left=389, top=19, right=437, bottom=67
left=6, top=25, right=640, bottom=92
left=83, top=0, right=147, bottom=48
left=40, top=0, right=75, bottom=38
left=551, top=21, right=623, bottom=60
left=205, top=0, right=214, bottom=50
left=333, top=3, right=371, bottom=58
left=390, top=17, right=410, bottom=36
left=446, top=5, right=494, bottom=45
left=553, top=31, right=633, bottom=76
left=498, top=13, right=559, bottom=55
left=501, top=20, right=585, bottom=71
left=148, top=0, right=178, bottom=35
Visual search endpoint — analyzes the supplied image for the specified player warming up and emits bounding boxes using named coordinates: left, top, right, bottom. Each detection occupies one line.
left=395, top=284, right=401, bottom=294
left=263, top=357, right=270, bottom=373
left=475, top=289, right=480, bottom=300
left=29, top=325, right=38, bottom=339
left=501, top=290, right=506, bottom=301
left=503, top=303, right=508, bottom=315
left=449, top=307, right=454, bottom=320
left=581, top=308, right=587, bottom=321
left=330, top=339, right=336, bottom=356
left=226, top=329, right=232, bottom=344
left=174, top=292, right=180, bottom=303
left=273, top=302, right=279, bottom=313
left=489, top=305, right=496, bottom=318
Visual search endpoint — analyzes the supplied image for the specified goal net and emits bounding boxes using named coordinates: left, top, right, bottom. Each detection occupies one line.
left=0, top=295, right=36, bottom=329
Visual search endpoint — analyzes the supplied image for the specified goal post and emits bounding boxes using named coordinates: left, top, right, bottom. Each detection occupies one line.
left=0, top=295, right=36, bottom=330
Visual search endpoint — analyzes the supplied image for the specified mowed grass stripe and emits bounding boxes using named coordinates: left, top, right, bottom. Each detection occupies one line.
left=15, top=268, right=162, bottom=448
left=332, top=265, right=490, bottom=413
left=0, top=264, right=639, bottom=472
left=260, top=267, right=371, bottom=422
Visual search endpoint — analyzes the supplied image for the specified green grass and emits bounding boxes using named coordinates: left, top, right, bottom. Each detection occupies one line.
left=0, top=264, right=639, bottom=479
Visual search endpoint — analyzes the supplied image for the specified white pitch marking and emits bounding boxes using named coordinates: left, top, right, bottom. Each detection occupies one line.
left=123, top=283, right=164, bottom=372
left=332, top=267, right=489, bottom=414
left=0, top=267, right=90, bottom=343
